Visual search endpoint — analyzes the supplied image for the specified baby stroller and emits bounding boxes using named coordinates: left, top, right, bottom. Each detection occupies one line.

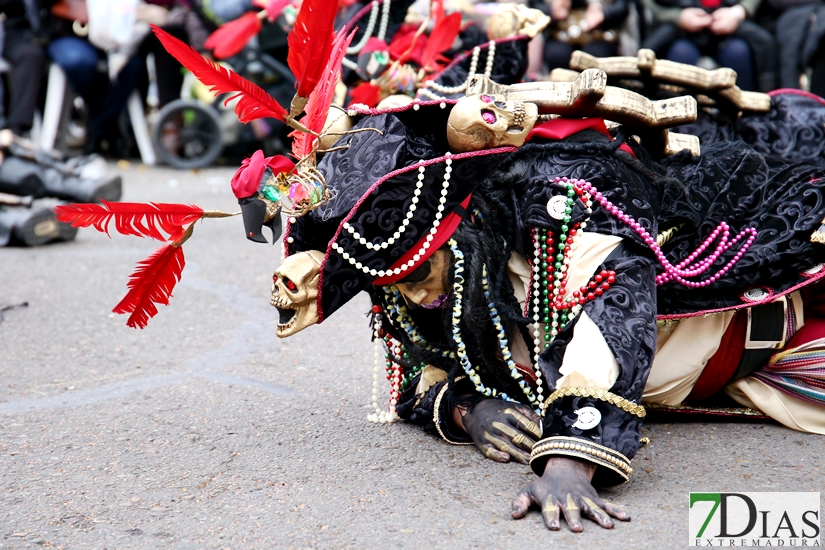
left=151, top=20, right=296, bottom=169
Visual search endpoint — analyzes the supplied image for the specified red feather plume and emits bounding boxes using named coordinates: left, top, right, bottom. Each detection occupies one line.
left=420, top=1, right=462, bottom=72
left=287, top=0, right=339, bottom=98
left=348, top=82, right=381, bottom=108
left=113, top=244, right=186, bottom=329
left=291, top=28, right=356, bottom=157
left=152, top=25, right=288, bottom=123
left=55, top=201, right=205, bottom=242
left=204, top=12, right=262, bottom=60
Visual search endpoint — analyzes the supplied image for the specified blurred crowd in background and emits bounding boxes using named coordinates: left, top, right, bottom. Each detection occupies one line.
left=0, top=0, right=822, bottom=162
left=0, top=0, right=824, bottom=246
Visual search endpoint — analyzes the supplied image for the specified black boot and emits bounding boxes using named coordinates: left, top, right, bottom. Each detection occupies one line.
left=0, top=156, right=122, bottom=203
left=0, top=202, right=78, bottom=246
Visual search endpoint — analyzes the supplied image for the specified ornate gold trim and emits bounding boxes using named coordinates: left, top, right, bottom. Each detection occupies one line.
left=433, top=377, right=474, bottom=446
left=543, top=387, right=646, bottom=418
left=530, top=436, right=633, bottom=481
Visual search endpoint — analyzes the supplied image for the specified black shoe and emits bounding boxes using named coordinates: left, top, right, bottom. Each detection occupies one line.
left=0, top=203, right=78, bottom=246
left=0, top=156, right=122, bottom=203
left=56, top=173, right=123, bottom=203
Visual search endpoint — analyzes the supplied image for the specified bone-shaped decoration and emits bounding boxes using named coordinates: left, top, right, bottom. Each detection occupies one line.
left=568, top=49, right=771, bottom=112
left=467, top=70, right=697, bottom=129
left=602, top=122, right=701, bottom=156
left=664, top=131, right=700, bottom=156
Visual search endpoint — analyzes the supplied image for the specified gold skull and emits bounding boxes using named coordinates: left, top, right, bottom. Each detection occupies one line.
left=271, top=250, right=324, bottom=338
left=317, top=106, right=354, bottom=152
left=486, top=4, right=551, bottom=40
left=447, top=94, right=539, bottom=152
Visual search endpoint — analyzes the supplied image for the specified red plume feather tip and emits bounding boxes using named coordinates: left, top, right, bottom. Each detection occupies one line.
left=287, top=0, right=339, bottom=98
left=113, top=244, right=186, bottom=329
left=151, top=25, right=288, bottom=123
left=421, top=1, right=462, bottom=72
left=347, top=82, right=381, bottom=109
left=204, top=11, right=263, bottom=60
left=291, top=28, right=356, bottom=157
left=54, top=201, right=205, bottom=242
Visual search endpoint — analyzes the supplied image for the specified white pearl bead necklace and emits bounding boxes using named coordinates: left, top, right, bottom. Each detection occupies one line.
left=367, top=311, right=400, bottom=423
left=347, top=0, right=390, bottom=55
left=419, top=40, right=496, bottom=99
left=331, top=153, right=453, bottom=278
left=343, top=0, right=390, bottom=71
left=530, top=231, right=545, bottom=409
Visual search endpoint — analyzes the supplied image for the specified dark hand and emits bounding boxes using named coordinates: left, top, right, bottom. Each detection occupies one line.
left=457, top=399, right=542, bottom=464
left=511, top=457, right=630, bottom=531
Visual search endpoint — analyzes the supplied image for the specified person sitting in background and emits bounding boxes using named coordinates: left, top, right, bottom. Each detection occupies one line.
left=46, top=0, right=143, bottom=155
left=758, top=0, right=825, bottom=96
left=529, top=0, right=630, bottom=72
left=642, top=0, right=776, bottom=91
left=140, top=0, right=212, bottom=111
left=0, top=0, right=50, bottom=136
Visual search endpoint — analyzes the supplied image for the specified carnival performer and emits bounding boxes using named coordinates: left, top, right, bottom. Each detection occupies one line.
left=54, top=0, right=825, bottom=535
left=266, top=79, right=825, bottom=531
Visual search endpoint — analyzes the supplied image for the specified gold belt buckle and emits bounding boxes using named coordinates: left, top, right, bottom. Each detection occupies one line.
left=744, top=296, right=788, bottom=350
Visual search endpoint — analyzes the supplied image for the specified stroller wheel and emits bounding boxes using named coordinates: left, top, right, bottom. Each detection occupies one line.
left=152, top=100, right=223, bottom=169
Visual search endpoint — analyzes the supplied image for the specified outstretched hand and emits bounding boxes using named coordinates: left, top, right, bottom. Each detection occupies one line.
left=512, top=457, right=630, bottom=532
left=456, top=399, right=542, bottom=464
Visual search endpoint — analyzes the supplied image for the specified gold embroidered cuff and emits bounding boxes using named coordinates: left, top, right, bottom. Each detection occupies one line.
left=543, top=387, right=646, bottom=418
left=433, top=377, right=474, bottom=446
left=530, top=436, right=632, bottom=486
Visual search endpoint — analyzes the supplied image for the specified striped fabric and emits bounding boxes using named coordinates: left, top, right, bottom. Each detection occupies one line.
left=755, top=339, right=825, bottom=406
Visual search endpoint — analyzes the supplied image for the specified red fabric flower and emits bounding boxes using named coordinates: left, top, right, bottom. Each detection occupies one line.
left=230, top=150, right=294, bottom=199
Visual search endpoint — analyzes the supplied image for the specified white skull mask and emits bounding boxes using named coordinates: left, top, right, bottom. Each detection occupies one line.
left=447, top=94, right=539, bottom=152
left=271, top=250, right=324, bottom=338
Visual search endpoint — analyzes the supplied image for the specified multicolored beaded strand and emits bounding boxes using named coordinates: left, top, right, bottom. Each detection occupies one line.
left=383, top=289, right=457, bottom=360
left=481, top=263, right=542, bottom=414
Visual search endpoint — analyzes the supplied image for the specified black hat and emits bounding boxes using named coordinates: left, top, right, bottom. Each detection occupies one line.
left=284, top=101, right=514, bottom=322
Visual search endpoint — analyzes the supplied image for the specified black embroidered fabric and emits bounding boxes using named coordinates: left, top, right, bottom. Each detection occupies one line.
left=658, top=140, right=825, bottom=313
left=734, top=93, right=825, bottom=170
left=678, top=94, right=825, bottom=170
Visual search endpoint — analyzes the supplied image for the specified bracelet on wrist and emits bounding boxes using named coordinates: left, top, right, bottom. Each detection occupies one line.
left=530, top=435, right=632, bottom=486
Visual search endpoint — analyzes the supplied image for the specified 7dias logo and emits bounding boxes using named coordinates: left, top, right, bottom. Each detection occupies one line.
left=689, top=492, right=821, bottom=547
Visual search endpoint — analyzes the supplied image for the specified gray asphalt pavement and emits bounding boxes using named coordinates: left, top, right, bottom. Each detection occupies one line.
left=1, top=164, right=822, bottom=549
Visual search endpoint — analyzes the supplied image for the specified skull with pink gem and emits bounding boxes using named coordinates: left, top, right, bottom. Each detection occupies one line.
left=446, top=94, right=539, bottom=152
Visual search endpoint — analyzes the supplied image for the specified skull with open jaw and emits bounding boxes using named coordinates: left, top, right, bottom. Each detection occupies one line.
left=270, top=250, right=324, bottom=337
left=447, top=94, right=539, bottom=152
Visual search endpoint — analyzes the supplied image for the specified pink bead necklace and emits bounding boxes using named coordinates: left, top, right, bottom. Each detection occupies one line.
left=567, top=177, right=758, bottom=288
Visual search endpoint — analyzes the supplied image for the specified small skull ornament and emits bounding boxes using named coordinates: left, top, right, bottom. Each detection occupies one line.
left=271, top=250, right=324, bottom=338
left=317, top=106, right=354, bottom=152
left=486, top=3, right=550, bottom=39
left=447, top=94, right=539, bottom=152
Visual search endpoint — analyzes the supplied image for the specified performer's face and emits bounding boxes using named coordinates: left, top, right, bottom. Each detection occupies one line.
left=395, top=249, right=451, bottom=308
